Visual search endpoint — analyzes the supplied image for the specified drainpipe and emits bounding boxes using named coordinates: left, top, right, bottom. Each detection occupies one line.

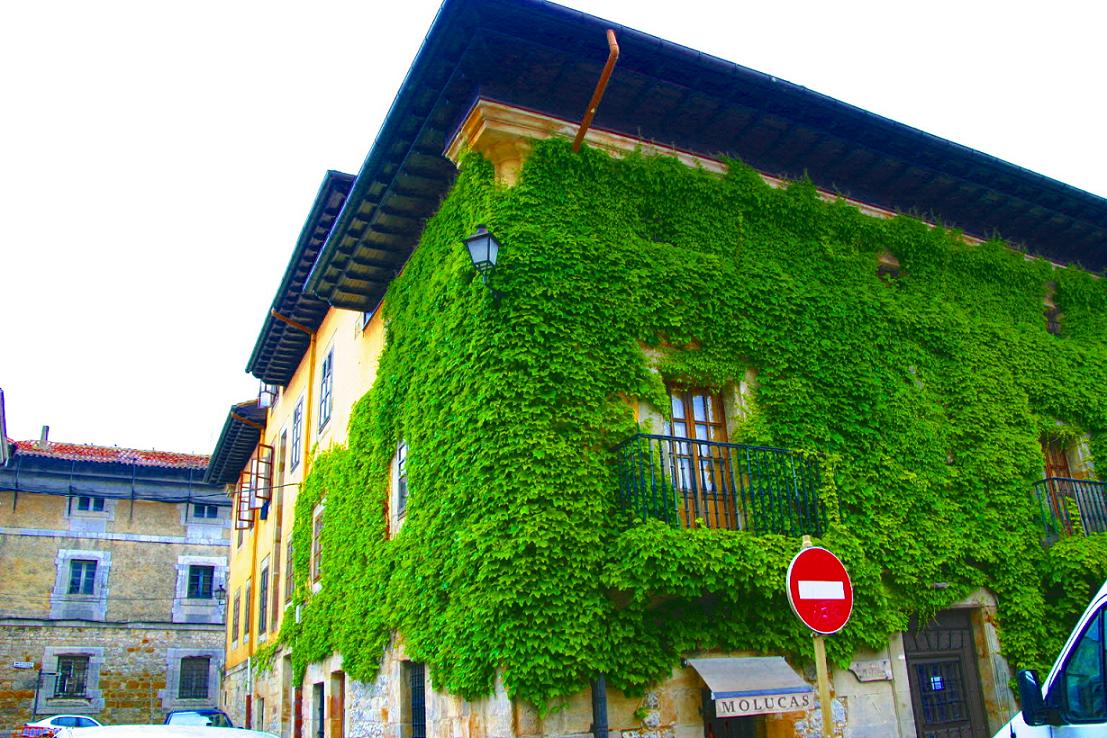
left=572, top=30, right=620, bottom=153
left=271, top=310, right=317, bottom=479
left=591, top=674, right=609, bottom=738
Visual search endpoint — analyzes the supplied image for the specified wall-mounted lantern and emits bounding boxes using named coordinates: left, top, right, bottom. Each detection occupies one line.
left=462, top=225, right=501, bottom=289
left=214, top=584, right=227, bottom=605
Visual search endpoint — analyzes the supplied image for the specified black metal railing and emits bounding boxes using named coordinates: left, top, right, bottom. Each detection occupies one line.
left=1032, top=477, right=1107, bottom=537
left=614, top=433, right=827, bottom=536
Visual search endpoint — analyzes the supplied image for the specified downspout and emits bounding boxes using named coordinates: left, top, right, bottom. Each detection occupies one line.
left=572, top=30, right=620, bottom=153
left=270, top=309, right=317, bottom=478
left=591, top=674, right=609, bottom=738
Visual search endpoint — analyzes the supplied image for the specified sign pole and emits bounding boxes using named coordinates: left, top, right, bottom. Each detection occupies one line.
left=813, top=633, right=833, bottom=738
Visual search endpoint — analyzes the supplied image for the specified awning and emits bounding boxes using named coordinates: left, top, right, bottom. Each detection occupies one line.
left=687, top=657, right=815, bottom=718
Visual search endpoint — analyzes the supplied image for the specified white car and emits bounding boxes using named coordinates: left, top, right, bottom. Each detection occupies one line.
left=997, top=579, right=1107, bottom=736
left=19, top=715, right=102, bottom=735
left=54, top=727, right=278, bottom=738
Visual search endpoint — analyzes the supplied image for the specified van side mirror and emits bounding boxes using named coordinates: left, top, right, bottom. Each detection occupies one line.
left=1017, top=669, right=1050, bottom=726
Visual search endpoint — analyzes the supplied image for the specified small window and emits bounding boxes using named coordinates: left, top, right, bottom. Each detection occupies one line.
left=231, top=591, right=241, bottom=643
left=55, top=655, right=89, bottom=697
left=396, top=442, right=409, bottom=517
left=1060, top=608, right=1107, bottom=721
left=290, top=398, right=304, bottom=470
left=277, top=430, right=288, bottom=488
left=319, top=349, right=334, bottom=431
left=68, top=560, right=97, bottom=595
left=362, top=309, right=374, bottom=330
left=285, top=542, right=294, bottom=604
left=178, top=656, right=210, bottom=699
left=193, top=503, right=219, bottom=519
left=187, top=565, right=214, bottom=599
left=243, top=581, right=252, bottom=637
left=76, top=496, right=104, bottom=512
left=311, top=512, right=324, bottom=583
left=258, top=566, right=270, bottom=635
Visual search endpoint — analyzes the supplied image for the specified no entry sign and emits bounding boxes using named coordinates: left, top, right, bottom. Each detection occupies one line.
left=786, top=546, right=853, bottom=635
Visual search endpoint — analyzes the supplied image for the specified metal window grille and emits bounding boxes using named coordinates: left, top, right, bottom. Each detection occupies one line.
left=290, top=399, right=304, bottom=469
left=178, top=656, right=210, bottom=699
left=187, top=565, right=214, bottom=599
left=258, top=567, right=270, bottom=634
left=68, top=560, right=97, bottom=595
left=55, top=655, right=89, bottom=697
left=408, top=662, right=426, bottom=738
left=319, top=350, right=333, bottom=430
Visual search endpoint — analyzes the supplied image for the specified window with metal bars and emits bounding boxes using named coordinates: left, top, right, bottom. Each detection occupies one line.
left=178, top=656, right=210, bottom=699
left=319, top=349, right=334, bottom=430
left=55, top=655, right=89, bottom=697
left=187, top=565, right=214, bottom=599
left=68, top=560, right=97, bottom=595
left=405, top=662, right=426, bottom=738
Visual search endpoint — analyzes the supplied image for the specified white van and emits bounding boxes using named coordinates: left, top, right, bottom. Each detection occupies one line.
left=997, top=579, right=1107, bottom=737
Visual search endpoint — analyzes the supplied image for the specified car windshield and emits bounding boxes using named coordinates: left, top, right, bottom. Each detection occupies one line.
left=167, top=711, right=233, bottom=727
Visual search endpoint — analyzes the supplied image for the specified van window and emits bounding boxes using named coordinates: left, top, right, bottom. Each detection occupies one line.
left=1059, top=608, right=1107, bottom=721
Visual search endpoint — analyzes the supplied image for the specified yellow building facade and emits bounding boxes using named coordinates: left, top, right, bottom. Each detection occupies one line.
left=206, top=171, right=388, bottom=734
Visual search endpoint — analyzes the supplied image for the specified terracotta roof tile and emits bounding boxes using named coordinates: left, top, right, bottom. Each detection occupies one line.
left=12, top=440, right=209, bottom=470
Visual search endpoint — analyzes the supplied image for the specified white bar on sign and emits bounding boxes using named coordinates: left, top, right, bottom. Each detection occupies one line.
left=798, top=580, right=845, bottom=600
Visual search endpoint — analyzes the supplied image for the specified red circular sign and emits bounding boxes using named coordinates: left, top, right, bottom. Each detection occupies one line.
left=786, top=546, right=853, bottom=634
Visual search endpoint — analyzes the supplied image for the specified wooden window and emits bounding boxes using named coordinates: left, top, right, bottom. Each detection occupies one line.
left=663, top=387, right=733, bottom=528
left=187, top=565, right=214, bottom=599
left=258, top=565, right=270, bottom=634
left=1043, top=435, right=1074, bottom=480
left=319, top=349, right=334, bottom=430
left=68, top=560, right=97, bottom=595
left=55, top=655, right=89, bottom=697
left=291, top=397, right=304, bottom=470
left=243, top=580, right=252, bottom=637
left=232, top=591, right=241, bottom=643
left=271, top=554, right=281, bottom=632
left=286, top=542, right=295, bottom=604
left=178, top=656, right=210, bottom=699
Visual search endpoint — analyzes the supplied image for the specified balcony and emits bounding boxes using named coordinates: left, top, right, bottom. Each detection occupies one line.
left=1031, top=477, right=1107, bottom=537
left=614, top=433, right=828, bottom=536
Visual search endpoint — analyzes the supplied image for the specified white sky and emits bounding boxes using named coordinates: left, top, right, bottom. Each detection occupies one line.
left=2, top=0, right=1105, bottom=455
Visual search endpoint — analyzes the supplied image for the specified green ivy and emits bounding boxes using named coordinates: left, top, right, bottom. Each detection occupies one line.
left=277, top=138, right=1107, bottom=710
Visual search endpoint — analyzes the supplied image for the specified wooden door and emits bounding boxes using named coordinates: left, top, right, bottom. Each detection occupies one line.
left=904, top=610, right=988, bottom=738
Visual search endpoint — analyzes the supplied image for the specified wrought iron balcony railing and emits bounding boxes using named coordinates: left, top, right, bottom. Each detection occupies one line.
left=1031, top=477, right=1107, bottom=537
left=614, top=433, right=827, bottom=536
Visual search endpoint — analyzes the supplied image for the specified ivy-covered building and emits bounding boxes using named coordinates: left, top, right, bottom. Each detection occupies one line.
left=210, top=1, right=1107, bottom=737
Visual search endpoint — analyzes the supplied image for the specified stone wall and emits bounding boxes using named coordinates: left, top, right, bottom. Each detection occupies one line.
left=0, top=623, right=223, bottom=725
